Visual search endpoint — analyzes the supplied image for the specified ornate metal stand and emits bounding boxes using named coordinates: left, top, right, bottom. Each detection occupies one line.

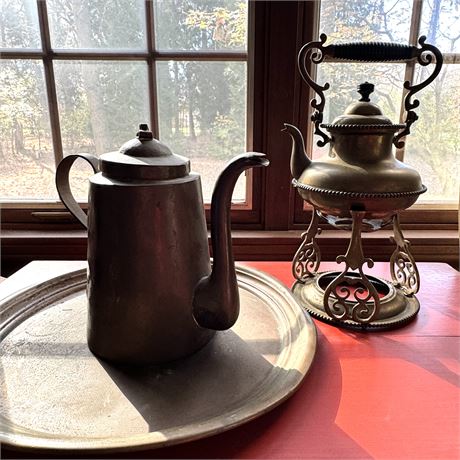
left=286, top=33, right=440, bottom=331
left=323, top=211, right=381, bottom=324
left=292, top=209, right=420, bottom=331
left=292, top=210, right=321, bottom=281
left=390, top=214, right=420, bottom=295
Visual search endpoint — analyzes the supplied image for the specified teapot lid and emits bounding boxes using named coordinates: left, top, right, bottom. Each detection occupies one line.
left=322, top=82, right=405, bottom=132
left=99, top=124, right=190, bottom=180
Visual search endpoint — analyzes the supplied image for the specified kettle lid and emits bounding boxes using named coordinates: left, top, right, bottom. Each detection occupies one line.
left=322, top=82, right=405, bottom=131
left=100, top=124, right=190, bottom=180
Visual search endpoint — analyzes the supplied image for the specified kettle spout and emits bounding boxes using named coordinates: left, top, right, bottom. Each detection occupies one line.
left=282, top=123, right=311, bottom=180
left=193, top=152, right=269, bottom=331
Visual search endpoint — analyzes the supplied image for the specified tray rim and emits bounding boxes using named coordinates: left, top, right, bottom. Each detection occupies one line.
left=0, top=263, right=317, bottom=454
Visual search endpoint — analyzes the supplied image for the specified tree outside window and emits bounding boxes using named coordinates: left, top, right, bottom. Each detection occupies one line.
left=0, top=0, right=248, bottom=202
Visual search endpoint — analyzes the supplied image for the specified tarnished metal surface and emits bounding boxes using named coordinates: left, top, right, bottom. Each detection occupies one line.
left=56, top=124, right=268, bottom=364
left=292, top=210, right=322, bottom=281
left=323, top=211, right=382, bottom=325
left=390, top=214, right=420, bottom=295
left=0, top=264, right=316, bottom=454
left=293, top=271, right=419, bottom=331
left=291, top=210, right=421, bottom=331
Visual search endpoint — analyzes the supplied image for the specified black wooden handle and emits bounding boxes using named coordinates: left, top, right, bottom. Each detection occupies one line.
left=328, top=42, right=418, bottom=62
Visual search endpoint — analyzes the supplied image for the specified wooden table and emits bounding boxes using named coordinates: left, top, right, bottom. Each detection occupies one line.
left=1, top=261, right=459, bottom=459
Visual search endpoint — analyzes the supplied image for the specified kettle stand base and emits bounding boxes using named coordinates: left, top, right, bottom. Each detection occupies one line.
left=292, top=209, right=421, bottom=331
left=292, top=273, right=420, bottom=331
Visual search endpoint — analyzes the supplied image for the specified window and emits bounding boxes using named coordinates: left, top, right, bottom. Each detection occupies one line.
left=1, top=1, right=458, bottom=272
left=0, top=0, right=249, bottom=205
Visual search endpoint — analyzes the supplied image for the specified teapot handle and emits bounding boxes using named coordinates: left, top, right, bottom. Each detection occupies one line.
left=55, top=154, right=99, bottom=229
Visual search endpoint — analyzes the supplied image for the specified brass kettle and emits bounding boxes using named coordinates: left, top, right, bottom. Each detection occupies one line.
left=284, top=82, right=425, bottom=229
left=284, top=35, right=443, bottom=230
left=56, top=124, right=268, bottom=365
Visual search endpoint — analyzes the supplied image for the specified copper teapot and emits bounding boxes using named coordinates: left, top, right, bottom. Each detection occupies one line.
left=284, top=35, right=443, bottom=230
left=56, top=124, right=268, bottom=365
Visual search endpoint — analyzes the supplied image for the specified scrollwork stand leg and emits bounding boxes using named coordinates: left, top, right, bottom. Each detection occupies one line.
left=323, top=211, right=381, bottom=325
left=292, top=209, right=322, bottom=282
left=390, top=213, right=420, bottom=295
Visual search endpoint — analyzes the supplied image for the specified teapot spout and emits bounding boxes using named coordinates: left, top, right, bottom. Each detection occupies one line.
left=282, top=123, right=311, bottom=180
left=193, top=153, right=269, bottom=330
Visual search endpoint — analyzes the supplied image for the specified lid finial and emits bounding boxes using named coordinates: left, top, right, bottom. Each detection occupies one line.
left=357, top=82, right=375, bottom=102
left=137, top=123, right=153, bottom=141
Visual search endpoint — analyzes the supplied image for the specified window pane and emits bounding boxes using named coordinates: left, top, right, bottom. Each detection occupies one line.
left=157, top=61, right=247, bottom=201
left=154, top=0, right=247, bottom=51
left=0, top=60, right=55, bottom=200
left=319, top=0, right=412, bottom=43
left=47, top=0, right=146, bottom=49
left=54, top=61, right=150, bottom=199
left=312, top=63, right=405, bottom=157
left=420, top=0, right=460, bottom=53
left=0, top=0, right=40, bottom=48
left=404, top=64, right=460, bottom=202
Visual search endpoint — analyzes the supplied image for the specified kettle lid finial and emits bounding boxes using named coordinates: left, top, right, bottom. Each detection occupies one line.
left=120, top=123, right=173, bottom=158
left=136, top=123, right=154, bottom=141
left=357, top=82, right=374, bottom=102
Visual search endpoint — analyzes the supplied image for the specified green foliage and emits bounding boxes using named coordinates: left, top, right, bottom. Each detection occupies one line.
left=155, top=0, right=247, bottom=159
left=405, top=66, right=460, bottom=199
left=0, top=61, right=51, bottom=160
left=211, top=114, right=244, bottom=158
left=0, top=0, right=41, bottom=48
left=185, top=2, right=247, bottom=48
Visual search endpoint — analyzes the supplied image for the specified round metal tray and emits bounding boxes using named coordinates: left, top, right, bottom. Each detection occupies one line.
left=0, top=264, right=316, bottom=454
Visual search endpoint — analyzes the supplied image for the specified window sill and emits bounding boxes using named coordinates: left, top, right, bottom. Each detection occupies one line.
left=1, top=228, right=458, bottom=276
